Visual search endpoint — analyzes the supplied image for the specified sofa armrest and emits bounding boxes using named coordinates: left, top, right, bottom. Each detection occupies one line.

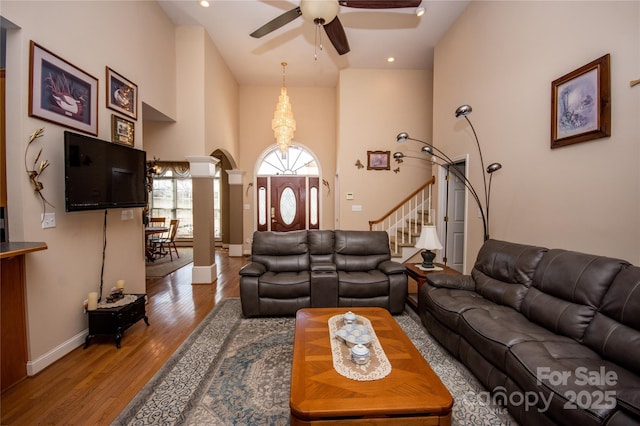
left=426, top=273, right=476, bottom=291
left=311, top=262, right=337, bottom=273
left=378, top=260, right=406, bottom=275
left=239, top=262, right=267, bottom=277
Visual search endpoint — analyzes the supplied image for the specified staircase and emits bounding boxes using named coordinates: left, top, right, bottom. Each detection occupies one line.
left=369, top=177, right=435, bottom=263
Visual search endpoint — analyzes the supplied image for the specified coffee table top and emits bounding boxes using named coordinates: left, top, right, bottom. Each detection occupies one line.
left=290, top=307, right=453, bottom=421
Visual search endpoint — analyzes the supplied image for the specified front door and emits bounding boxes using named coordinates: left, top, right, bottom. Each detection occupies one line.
left=270, top=176, right=306, bottom=232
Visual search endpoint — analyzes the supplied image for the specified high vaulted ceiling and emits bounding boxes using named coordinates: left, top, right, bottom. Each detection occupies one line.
left=158, top=0, right=469, bottom=87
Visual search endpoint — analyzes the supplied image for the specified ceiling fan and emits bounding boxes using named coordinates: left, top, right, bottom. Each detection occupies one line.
left=250, top=0, right=422, bottom=55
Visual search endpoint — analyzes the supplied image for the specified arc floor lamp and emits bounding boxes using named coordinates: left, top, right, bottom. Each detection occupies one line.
left=393, top=105, right=502, bottom=242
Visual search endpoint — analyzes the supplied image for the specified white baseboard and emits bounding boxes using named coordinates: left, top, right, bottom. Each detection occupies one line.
left=192, top=264, right=217, bottom=284
left=26, top=330, right=88, bottom=376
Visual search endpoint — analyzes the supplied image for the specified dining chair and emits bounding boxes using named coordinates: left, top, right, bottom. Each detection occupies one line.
left=157, top=219, right=180, bottom=260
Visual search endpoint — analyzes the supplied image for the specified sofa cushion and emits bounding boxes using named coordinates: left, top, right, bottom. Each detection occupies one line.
left=459, top=306, right=572, bottom=371
left=337, top=270, right=388, bottom=298
left=334, top=230, right=390, bottom=271
left=472, top=240, right=547, bottom=311
left=308, top=230, right=335, bottom=264
left=506, top=339, right=640, bottom=425
left=583, top=265, right=640, bottom=376
left=259, top=271, right=310, bottom=298
left=251, top=230, right=309, bottom=272
left=520, top=249, right=628, bottom=342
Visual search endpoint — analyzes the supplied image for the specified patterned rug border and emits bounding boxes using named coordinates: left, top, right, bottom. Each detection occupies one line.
left=113, top=299, right=516, bottom=425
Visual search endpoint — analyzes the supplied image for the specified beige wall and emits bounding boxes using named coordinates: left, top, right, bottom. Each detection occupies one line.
left=2, top=1, right=176, bottom=372
left=337, top=69, right=434, bottom=231
left=434, top=1, right=640, bottom=270
left=239, top=85, right=337, bottom=249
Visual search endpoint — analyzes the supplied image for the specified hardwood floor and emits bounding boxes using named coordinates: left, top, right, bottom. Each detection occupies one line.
left=0, top=248, right=246, bottom=425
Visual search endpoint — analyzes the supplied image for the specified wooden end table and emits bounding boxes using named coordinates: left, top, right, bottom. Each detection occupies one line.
left=290, top=307, right=453, bottom=425
left=405, top=262, right=460, bottom=310
left=84, top=294, right=149, bottom=349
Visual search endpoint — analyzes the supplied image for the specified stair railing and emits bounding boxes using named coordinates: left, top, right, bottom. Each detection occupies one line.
left=369, top=177, right=435, bottom=255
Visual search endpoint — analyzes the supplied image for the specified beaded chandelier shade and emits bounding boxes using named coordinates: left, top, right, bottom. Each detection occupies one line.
left=272, top=62, right=296, bottom=153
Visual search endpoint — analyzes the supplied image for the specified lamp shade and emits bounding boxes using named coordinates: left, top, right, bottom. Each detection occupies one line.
left=415, top=225, right=443, bottom=250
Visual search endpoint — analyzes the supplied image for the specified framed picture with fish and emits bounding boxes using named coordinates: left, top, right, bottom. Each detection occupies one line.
left=106, top=67, right=138, bottom=120
left=29, top=41, right=98, bottom=136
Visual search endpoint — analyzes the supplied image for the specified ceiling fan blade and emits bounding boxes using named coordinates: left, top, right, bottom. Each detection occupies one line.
left=323, top=17, right=350, bottom=55
left=339, top=0, right=421, bottom=8
left=250, top=7, right=302, bottom=38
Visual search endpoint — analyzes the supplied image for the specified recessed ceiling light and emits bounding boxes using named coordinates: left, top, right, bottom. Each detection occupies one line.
left=200, top=0, right=210, bottom=7
left=416, top=6, right=425, bottom=17
left=387, top=57, right=395, bottom=63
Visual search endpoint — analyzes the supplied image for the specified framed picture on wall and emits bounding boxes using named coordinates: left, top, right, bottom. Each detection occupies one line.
left=106, top=67, right=138, bottom=120
left=29, top=41, right=98, bottom=136
left=551, top=54, right=610, bottom=149
left=111, top=114, right=135, bottom=146
left=367, top=151, right=391, bottom=170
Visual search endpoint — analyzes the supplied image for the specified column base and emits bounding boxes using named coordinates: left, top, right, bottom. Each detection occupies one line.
left=192, top=264, right=217, bottom=284
left=228, top=244, right=243, bottom=257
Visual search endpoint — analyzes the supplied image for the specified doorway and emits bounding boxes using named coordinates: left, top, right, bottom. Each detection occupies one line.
left=255, top=145, right=320, bottom=232
left=440, top=159, right=467, bottom=273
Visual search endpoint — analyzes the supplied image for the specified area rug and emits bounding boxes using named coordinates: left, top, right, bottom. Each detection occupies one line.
left=145, top=248, right=193, bottom=278
left=113, top=299, right=516, bottom=425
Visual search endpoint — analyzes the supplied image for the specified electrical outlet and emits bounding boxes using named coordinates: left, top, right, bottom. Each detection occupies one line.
left=41, top=212, right=56, bottom=229
left=121, top=209, right=134, bottom=220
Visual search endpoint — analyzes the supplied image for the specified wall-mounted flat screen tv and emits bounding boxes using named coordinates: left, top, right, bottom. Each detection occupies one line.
left=64, top=131, right=147, bottom=212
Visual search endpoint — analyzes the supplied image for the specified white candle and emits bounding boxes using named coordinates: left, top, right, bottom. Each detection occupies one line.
left=116, top=280, right=125, bottom=291
left=87, top=292, right=98, bottom=310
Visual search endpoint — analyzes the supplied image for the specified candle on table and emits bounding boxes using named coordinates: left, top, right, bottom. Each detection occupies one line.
left=87, top=292, right=98, bottom=310
left=116, top=280, right=125, bottom=291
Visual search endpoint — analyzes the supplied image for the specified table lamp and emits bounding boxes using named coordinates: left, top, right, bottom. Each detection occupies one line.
left=415, top=225, right=443, bottom=270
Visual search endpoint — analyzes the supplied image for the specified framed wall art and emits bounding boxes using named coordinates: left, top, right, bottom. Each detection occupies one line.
left=367, top=150, right=390, bottom=170
left=551, top=54, right=610, bottom=149
left=29, top=41, right=98, bottom=136
left=111, top=115, right=135, bottom=146
left=106, top=67, right=138, bottom=120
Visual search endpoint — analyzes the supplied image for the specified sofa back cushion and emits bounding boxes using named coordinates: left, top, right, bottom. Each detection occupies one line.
left=520, top=249, right=628, bottom=342
left=308, top=230, right=335, bottom=264
left=471, top=239, right=547, bottom=310
left=334, top=231, right=390, bottom=272
left=251, top=230, right=309, bottom=272
left=583, top=265, right=640, bottom=375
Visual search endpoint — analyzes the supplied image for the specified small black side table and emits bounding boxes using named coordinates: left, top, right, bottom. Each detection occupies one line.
left=84, top=294, right=149, bottom=349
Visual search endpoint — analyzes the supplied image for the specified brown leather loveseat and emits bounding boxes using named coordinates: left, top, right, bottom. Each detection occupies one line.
left=419, top=239, right=640, bottom=426
left=239, top=230, right=407, bottom=317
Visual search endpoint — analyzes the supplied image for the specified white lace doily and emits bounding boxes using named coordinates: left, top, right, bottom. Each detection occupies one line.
left=96, top=294, right=138, bottom=309
left=328, top=314, right=391, bottom=381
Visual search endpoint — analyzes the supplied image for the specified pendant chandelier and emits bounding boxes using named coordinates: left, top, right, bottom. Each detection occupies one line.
left=272, top=62, right=296, bottom=154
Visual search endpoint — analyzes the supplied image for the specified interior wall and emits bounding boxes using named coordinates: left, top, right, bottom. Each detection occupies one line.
left=336, top=68, right=434, bottom=231
left=1, top=0, right=176, bottom=371
left=433, top=0, right=640, bottom=270
left=239, top=85, right=336, bottom=251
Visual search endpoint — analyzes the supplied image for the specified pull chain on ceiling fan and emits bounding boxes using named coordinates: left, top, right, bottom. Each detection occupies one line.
left=250, top=0, right=422, bottom=56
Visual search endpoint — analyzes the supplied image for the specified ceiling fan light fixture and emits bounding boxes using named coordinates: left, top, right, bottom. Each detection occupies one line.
left=300, top=0, right=339, bottom=24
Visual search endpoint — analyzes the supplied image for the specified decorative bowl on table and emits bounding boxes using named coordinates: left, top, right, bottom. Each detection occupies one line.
left=335, top=324, right=372, bottom=347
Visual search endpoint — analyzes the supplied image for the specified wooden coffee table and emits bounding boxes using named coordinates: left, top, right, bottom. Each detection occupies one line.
left=290, top=307, right=453, bottom=425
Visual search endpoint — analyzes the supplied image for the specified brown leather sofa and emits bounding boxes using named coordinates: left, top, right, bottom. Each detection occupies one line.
left=239, top=230, right=407, bottom=317
left=419, top=239, right=640, bottom=426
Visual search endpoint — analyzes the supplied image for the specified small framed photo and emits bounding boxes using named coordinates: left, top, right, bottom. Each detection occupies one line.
left=551, top=54, right=610, bottom=149
left=111, top=115, right=135, bottom=146
left=106, top=67, right=138, bottom=120
left=367, top=150, right=391, bottom=170
left=29, top=41, right=98, bottom=136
